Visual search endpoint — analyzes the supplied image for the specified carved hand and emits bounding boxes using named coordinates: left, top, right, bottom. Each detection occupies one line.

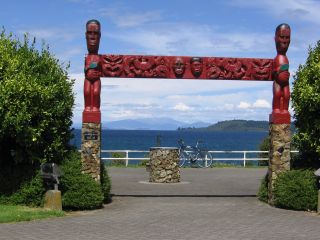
left=86, top=69, right=101, bottom=81
left=276, top=71, right=290, bottom=86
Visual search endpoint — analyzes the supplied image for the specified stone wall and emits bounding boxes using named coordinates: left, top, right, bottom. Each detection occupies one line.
left=149, top=147, right=180, bottom=183
left=81, top=123, right=101, bottom=182
left=268, top=124, right=291, bottom=204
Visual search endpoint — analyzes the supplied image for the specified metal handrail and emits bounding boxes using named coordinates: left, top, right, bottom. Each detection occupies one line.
left=99, top=149, right=299, bottom=167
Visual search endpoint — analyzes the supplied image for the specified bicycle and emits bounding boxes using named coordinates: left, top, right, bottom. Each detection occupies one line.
left=177, top=139, right=213, bottom=168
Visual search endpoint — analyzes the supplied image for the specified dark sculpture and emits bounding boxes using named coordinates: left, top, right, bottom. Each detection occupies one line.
left=270, top=23, right=291, bottom=124
left=83, top=19, right=101, bottom=123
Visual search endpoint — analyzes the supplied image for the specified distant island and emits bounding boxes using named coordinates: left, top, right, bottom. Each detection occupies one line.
left=178, top=120, right=295, bottom=132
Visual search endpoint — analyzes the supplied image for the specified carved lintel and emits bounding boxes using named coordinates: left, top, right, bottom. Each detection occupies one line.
left=99, top=55, right=273, bottom=81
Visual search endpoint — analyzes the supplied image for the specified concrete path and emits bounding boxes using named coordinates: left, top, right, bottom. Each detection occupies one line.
left=0, top=168, right=319, bottom=240
left=109, top=167, right=266, bottom=196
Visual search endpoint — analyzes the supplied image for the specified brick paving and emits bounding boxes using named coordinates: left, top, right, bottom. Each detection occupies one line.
left=0, top=168, right=319, bottom=240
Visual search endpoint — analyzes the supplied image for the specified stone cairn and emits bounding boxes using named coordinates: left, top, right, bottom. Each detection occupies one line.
left=149, top=147, right=180, bottom=183
left=268, top=124, right=291, bottom=204
left=81, top=123, right=101, bottom=181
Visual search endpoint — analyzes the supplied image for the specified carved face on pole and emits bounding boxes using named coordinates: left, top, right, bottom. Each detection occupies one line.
left=86, top=20, right=101, bottom=54
left=275, top=24, right=290, bottom=55
left=172, top=57, right=186, bottom=77
left=190, top=57, right=203, bottom=77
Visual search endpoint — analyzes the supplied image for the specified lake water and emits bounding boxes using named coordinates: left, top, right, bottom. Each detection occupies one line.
left=71, top=129, right=268, bottom=165
left=72, top=129, right=268, bottom=150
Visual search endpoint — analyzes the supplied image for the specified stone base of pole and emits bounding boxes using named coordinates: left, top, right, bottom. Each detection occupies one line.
left=44, top=190, right=62, bottom=211
left=81, top=122, right=101, bottom=182
left=268, top=123, right=291, bottom=205
left=149, top=147, right=180, bottom=183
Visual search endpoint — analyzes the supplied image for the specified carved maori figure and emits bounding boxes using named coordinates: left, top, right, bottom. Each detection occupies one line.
left=206, top=58, right=221, bottom=79
left=172, top=57, right=186, bottom=78
left=102, top=55, right=123, bottom=77
left=190, top=57, right=203, bottom=78
left=272, top=23, right=291, bottom=117
left=154, top=57, right=170, bottom=78
left=251, top=59, right=272, bottom=80
left=84, top=19, right=101, bottom=115
left=122, top=55, right=170, bottom=78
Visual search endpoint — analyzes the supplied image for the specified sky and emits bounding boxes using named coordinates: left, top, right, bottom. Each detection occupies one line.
left=1, top=0, right=320, bottom=125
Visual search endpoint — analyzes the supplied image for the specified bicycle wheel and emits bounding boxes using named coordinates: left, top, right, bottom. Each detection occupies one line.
left=179, top=150, right=187, bottom=167
left=197, top=152, right=213, bottom=168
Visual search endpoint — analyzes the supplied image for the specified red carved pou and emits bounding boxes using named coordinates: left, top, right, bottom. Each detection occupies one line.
left=270, top=23, right=291, bottom=124
left=83, top=19, right=101, bottom=123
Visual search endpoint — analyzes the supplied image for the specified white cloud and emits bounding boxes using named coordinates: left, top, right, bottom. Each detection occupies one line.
left=224, top=104, right=235, bottom=111
left=70, top=72, right=275, bottom=124
left=17, top=28, right=77, bottom=42
left=237, top=101, right=251, bottom=109
left=230, top=0, right=320, bottom=25
left=252, top=99, right=271, bottom=109
left=107, top=23, right=273, bottom=56
left=173, top=103, right=193, bottom=112
left=100, top=8, right=162, bottom=28
left=77, top=76, right=274, bottom=124
left=57, top=47, right=83, bottom=62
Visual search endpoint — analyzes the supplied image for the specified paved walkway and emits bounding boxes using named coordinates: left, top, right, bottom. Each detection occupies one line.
left=0, top=168, right=319, bottom=240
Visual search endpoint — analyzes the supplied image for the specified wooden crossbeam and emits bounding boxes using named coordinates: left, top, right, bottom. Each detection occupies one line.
left=99, top=55, right=273, bottom=81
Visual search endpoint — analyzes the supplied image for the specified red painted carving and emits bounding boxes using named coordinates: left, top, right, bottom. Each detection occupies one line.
left=270, top=24, right=291, bottom=124
left=190, top=57, right=203, bottom=78
left=122, top=56, right=170, bottom=78
left=172, top=57, right=186, bottom=78
left=206, top=58, right=251, bottom=80
left=102, top=55, right=123, bottom=77
left=83, top=19, right=101, bottom=123
left=100, top=55, right=273, bottom=81
left=251, top=59, right=273, bottom=80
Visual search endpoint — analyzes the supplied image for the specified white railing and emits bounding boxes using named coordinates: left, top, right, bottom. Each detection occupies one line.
left=101, top=150, right=149, bottom=167
left=101, top=150, right=299, bottom=167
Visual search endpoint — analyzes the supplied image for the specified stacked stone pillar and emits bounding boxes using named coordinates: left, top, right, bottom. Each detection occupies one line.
left=81, top=123, right=101, bottom=181
left=149, top=147, right=180, bottom=183
left=268, top=123, right=291, bottom=204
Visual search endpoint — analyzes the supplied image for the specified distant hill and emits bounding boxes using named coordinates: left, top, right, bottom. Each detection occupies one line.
left=178, top=120, right=270, bottom=132
left=101, top=118, right=210, bottom=130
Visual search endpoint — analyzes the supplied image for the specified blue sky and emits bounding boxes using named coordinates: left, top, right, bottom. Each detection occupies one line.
left=1, top=0, right=320, bottom=125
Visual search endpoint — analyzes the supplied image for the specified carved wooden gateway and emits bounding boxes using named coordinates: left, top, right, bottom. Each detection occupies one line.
left=81, top=19, right=292, bottom=204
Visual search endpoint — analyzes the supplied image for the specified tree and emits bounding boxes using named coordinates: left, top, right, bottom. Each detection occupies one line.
left=291, top=40, right=320, bottom=169
left=0, top=30, right=74, bottom=168
left=258, top=135, right=269, bottom=166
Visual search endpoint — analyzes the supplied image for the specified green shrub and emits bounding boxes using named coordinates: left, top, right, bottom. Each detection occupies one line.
left=6, top=172, right=45, bottom=207
left=110, top=152, right=126, bottom=166
left=138, top=160, right=149, bottom=167
left=0, top=150, right=112, bottom=210
left=291, top=41, right=320, bottom=169
left=0, top=163, right=39, bottom=195
left=60, top=152, right=104, bottom=210
left=258, top=136, right=269, bottom=166
left=101, top=165, right=112, bottom=203
left=273, top=170, right=318, bottom=211
left=0, top=31, right=74, bottom=166
left=257, top=173, right=268, bottom=203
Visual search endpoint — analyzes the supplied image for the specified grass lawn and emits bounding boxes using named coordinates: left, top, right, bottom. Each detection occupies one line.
left=0, top=204, right=65, bottom=223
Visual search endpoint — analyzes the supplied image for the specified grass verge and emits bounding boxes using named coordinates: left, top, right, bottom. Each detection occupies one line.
left=0, top=204, right=64, bottom=223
